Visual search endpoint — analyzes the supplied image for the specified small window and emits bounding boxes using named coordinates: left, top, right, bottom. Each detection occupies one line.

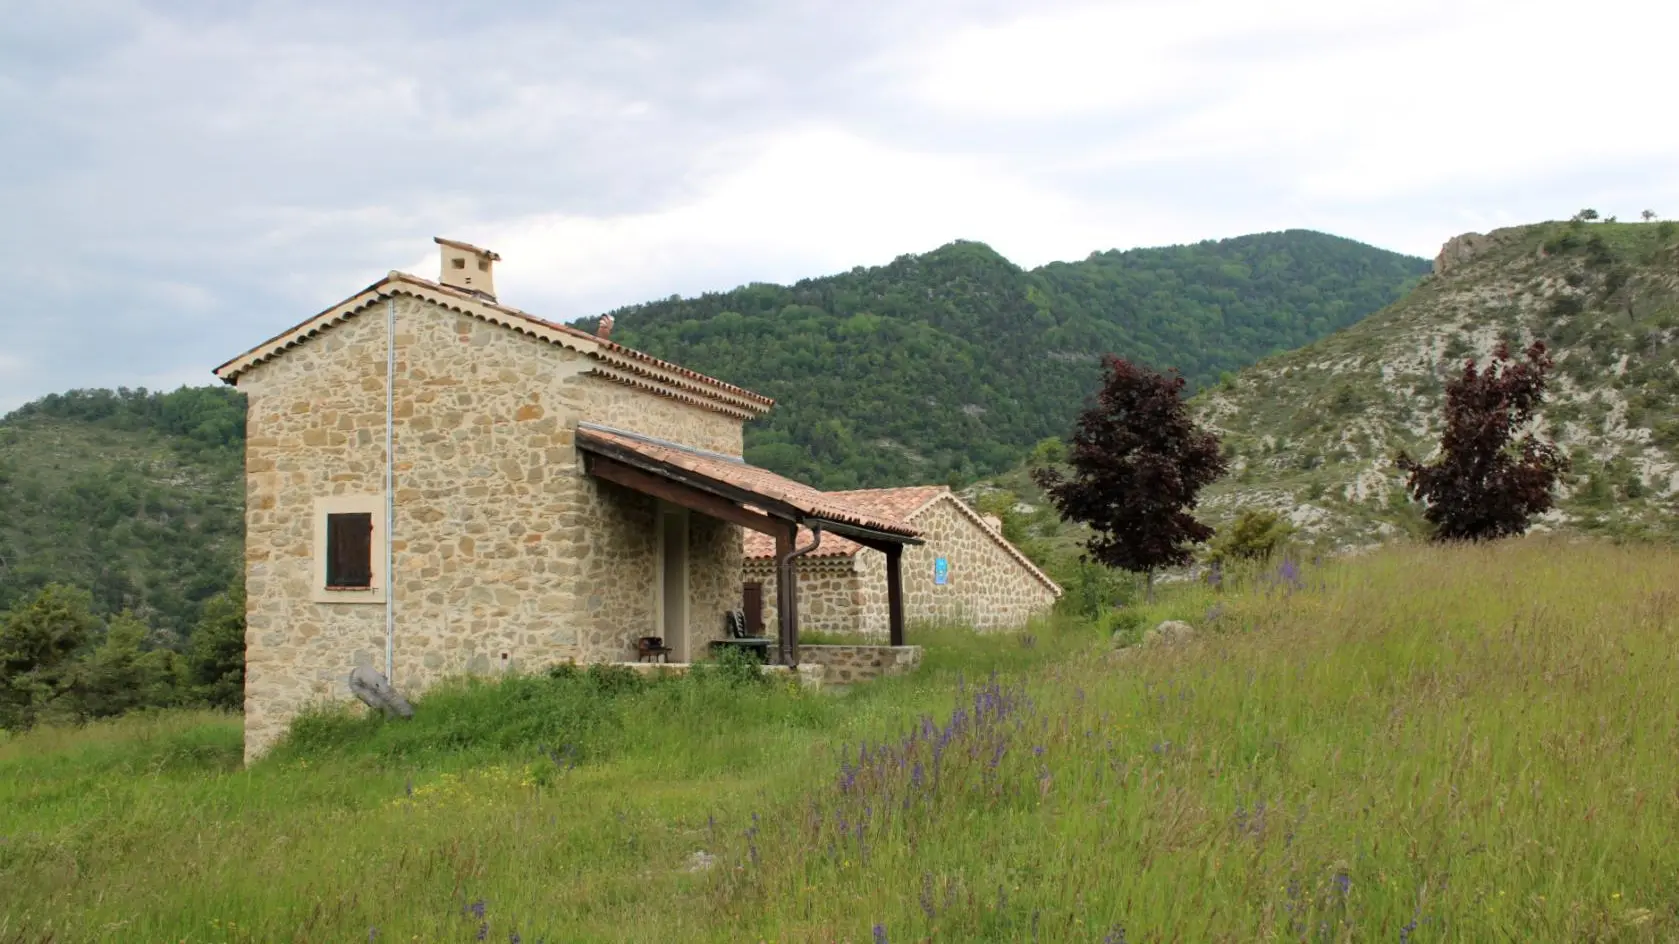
left=325, top=512, right=373, bottom=589
left=477, top=258, right=490, bottom=271
left=452, top=257, right=466, bottom=269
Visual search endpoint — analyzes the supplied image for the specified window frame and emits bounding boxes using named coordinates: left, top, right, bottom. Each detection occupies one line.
left=311, top=495, right=386, bottom=604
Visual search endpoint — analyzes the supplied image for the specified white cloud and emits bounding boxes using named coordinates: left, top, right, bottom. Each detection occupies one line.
left=911, top=0, right=1679, bottom=204
left=2, top=0, right=1676, bottom=410
left=478, top=126, right=1138, bottom=317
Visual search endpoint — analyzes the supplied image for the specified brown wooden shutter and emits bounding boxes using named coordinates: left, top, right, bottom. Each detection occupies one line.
left=743, top=582, right=763, bottom=635
left=326, top=512, right=373, bottom=588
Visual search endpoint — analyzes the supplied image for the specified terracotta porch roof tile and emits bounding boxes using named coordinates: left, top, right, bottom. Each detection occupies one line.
left=575, top=426, right=919, bottom=540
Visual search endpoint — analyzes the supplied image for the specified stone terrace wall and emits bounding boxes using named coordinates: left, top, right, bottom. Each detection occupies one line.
left=797, top=644, right=923, bottom=684
left=857, top=496, right=1056, bottom=636
left=742, top=557, right=863, bottom=637
left=238, top=295, right=747, bottom=761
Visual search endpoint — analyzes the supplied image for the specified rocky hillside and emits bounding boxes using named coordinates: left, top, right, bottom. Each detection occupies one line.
left=1198, top=219, right=1679, bottom=545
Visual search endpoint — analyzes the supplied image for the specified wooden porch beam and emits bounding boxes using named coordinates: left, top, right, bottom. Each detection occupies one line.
left=584, top=453, right=784, bottom=536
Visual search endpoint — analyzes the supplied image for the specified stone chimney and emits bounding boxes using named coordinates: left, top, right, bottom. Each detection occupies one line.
left=597, top=313, right=615, bottom=340
left=435, top=237, right=500, bottom=301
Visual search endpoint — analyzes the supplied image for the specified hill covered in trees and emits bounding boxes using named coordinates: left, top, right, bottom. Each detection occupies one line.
left=0, top=387, right=245, bottom=639
left=589, top=231, right=1430, bottom=487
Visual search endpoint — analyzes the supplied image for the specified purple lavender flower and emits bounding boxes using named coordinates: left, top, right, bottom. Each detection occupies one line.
left=466, top=899, right=487, bottom=921
left=872, top=923, right=888, bottom=944
left=1335, top=872, right=1351, bottom=896
left=920, top=873, right=936, bottom=920
left=1103, top=927, right=1128, bottom=944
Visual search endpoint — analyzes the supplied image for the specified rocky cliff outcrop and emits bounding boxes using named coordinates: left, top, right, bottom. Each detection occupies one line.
left=1433, top=231, right=1491, bottom=275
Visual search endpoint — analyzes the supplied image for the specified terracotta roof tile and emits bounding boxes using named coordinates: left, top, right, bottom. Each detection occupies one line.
left=213, top=273, right=773, bottom=418
left=741, top=484, right=1061, bottom=596
left=742, top=486, right=945, bottom=559
left=575, top=426, right=919, bottom=540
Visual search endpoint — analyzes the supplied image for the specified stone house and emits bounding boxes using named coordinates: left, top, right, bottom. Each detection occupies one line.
left=742, top=487, right=1060, bottom=638
left=215, top=238, right=921, bottom=760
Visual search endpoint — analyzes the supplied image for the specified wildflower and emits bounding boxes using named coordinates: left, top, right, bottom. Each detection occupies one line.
left=872, top=923, right=888, bottom=944
left=1103, top=927, right=1128, bottom=944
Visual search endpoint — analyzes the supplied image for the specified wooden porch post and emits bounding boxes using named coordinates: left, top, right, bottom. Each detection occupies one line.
left=775, top=524, right=799, bottom=666
left=886, top=542, right=905, bottom=647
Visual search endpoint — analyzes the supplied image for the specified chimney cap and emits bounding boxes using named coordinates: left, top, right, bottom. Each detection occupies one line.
left=434, top=236, right=501, bottom=262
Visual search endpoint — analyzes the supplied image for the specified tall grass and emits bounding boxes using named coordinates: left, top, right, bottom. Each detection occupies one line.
left=3, top=539, right=1677, bottom=941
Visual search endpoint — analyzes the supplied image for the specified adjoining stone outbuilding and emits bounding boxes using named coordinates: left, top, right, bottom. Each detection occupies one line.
left=215, top=238, right=922, bottom=760
left=742, top=487, right=1060, bottom=639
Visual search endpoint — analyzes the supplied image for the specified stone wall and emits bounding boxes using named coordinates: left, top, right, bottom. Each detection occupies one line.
left=857, top=495, right=1058, bottom=636
left=796, top=644, right=923, bottom=684
left=238, top=295, right=748, bottom=760
left=741, top=557, right=863, bottom=637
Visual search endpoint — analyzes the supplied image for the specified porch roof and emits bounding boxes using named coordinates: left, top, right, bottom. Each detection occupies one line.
left=574, top=424, right=922, bottom=547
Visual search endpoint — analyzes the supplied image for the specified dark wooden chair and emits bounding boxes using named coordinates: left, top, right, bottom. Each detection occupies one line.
left=635, top=636, right=672, bottom=663
left=709, top=609, right=774, bottom=663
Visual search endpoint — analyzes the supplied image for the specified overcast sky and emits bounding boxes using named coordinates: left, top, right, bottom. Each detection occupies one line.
left=1, top=0, right=1670, bottom=413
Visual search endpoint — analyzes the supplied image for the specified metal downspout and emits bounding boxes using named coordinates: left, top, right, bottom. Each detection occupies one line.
left=777, top=523, right=822, bottom=667
left=384, top=297, right=396, bottom=678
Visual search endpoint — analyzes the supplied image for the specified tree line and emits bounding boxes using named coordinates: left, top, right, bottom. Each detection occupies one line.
left=0, top=582, right=244, bottom=730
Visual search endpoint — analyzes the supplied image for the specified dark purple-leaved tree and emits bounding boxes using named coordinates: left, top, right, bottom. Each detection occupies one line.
left=1033, top=356, right=1228, bottom=598
left=1396, top=340, right=1567, bottom=541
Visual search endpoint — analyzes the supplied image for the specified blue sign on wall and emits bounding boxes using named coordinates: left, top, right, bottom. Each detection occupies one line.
left=934, top=557, right=949, bottom=586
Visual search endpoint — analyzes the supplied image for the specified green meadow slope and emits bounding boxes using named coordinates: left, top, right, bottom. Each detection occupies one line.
left=4, top=540, right=1676, bottom=941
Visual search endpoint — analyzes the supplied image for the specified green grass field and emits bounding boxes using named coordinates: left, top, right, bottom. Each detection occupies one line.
left=4, top=539, right=1678, bottom=942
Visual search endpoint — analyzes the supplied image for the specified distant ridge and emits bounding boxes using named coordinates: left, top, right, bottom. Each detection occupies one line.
left=586, top=231, right=1428, bottom=488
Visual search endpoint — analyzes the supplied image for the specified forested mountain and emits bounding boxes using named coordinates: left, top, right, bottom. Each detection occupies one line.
left=0, top=387, right=244, bottom=638
left=590, top=231, right=1429, bottom=488
left=1190, top=219, right=1679, bottom=544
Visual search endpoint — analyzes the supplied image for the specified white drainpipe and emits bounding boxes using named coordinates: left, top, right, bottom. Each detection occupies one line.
left=385, top=296, right=396, bottom=678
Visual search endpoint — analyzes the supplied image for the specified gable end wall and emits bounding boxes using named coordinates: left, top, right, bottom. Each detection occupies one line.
left=237, top=296, right=745, bottom=761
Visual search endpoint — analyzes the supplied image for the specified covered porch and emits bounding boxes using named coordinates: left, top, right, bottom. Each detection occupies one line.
left=575, top=423, right=922, bottom=665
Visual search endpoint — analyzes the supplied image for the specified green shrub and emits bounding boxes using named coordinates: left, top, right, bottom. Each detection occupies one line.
left=1096, top=607, right=1146, bottom=643
left=1054, top=558, right=1138, bottom=619
left=1206, top=509, right=1295, bottom=565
